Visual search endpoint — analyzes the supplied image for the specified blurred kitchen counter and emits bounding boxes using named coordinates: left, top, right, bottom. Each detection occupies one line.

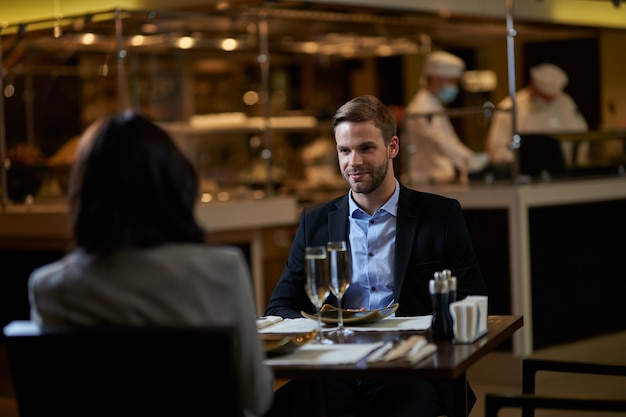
left=0, top=195, right=298, bottom=246
left=0, top=196, right=300, bottom=317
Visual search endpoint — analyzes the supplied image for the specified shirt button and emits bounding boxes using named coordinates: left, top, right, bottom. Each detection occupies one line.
left=372, top=287, right=377, bottom=292
left=370, top=220, right=375, bottom=224
left=368, top=252, right=374, bottom=257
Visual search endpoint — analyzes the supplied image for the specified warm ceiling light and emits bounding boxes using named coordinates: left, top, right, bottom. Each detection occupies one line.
left=215, top=2, right=231, bottom=11
left=243, top=90, right=259, bottom=105
left=81, top=33, right=95, bottom=45
left=131, top=35, right=145, bottom=46
left=301, top=42, right=319, bottom=53
left=178, top=36, right=194, bottom=49
left=462, top=70, right=498, bottom=92
left=99, top=64, right=109, bottom=76
left=4, top=83, right=15, bottom=98
left=221, top=37, right=238, bottom=51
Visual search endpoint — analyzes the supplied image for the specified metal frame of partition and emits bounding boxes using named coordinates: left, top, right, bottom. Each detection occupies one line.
left=0, top=32, right=7, bottom=209
left=505, top=0, right=521, bottom=181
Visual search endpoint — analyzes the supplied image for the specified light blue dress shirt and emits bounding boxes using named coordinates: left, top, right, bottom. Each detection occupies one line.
left=343, top=180, right=399, bottom=311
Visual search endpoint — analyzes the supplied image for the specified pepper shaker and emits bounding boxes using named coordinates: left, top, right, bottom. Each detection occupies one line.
left=429, top=271, right=454, bottom=341
left=442, top=269, right=457, bottom=303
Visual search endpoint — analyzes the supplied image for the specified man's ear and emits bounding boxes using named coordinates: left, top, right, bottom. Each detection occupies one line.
left=389, top=136, right=400, bottom=159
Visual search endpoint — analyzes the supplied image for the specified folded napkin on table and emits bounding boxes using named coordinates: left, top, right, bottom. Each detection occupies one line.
left=264, top=342, right=385, bottom=365
left=348, top=315, right=432, bottom=332
left=368, top=335, right=437, bottom=365
left=257, top=315, right=283, bottom=330
left=257, top=318, right=318, bottom=334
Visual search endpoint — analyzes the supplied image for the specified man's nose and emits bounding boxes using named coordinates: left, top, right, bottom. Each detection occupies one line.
left=348, top=152, right=362, bottom=165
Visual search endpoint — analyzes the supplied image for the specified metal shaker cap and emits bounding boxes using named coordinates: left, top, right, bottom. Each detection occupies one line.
left=429, top=271, right=449, bottom=293
left=442, top=269, right=457, bottom=291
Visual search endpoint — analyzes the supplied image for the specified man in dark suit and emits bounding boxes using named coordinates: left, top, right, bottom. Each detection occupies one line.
left=264, top=95, right=487, bottom=417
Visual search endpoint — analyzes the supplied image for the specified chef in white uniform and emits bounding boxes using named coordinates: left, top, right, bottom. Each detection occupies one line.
left=404, top=51, right=479, bottom=185
left=487, top=63, right=588, bottom=166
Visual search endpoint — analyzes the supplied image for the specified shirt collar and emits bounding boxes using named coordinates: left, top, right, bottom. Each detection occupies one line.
left=349, top=179, right=399, bottom=218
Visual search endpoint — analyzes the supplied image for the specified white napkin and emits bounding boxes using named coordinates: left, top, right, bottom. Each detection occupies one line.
left=449, top=296, right=488, bottom=343
left=264, top=342, right=384, bottom=365
left=368, top=335, right=437, bottom=365
left=257, top=318, right=318, bottom=334
left=256, top=316, right=283, bottom=330
left=346, top=316, right=432, bottom=332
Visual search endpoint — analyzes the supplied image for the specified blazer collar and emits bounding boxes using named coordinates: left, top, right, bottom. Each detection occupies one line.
left=328, top=196, right=349, bottom=242
left=394, top=185, right=420, bottom=299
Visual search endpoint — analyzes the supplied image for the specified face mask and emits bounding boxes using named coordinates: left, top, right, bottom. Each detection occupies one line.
left=437, top=85, right=459, bottom=104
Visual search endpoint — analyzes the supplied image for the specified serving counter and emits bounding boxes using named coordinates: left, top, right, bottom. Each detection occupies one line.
left=422, top=175, right=626, bottom=356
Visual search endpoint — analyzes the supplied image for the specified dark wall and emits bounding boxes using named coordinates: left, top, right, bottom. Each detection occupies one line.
left=462, top=198, right=626, bottom=352
left=529, top=199, right=626, bottom=350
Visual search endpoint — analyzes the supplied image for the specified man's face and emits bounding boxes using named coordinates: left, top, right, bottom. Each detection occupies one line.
left=334, top=120, right=391, bottom=195
left=429, top=75, right=460, bottom=91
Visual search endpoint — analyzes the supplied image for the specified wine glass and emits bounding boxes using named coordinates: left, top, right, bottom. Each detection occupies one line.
left=327, top=240, right=353, bottom=338
left=305, top=245, right=334, bottom=345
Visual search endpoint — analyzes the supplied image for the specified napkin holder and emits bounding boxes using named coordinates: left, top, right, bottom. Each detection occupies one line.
left=449, top=296, right=488, bottom=344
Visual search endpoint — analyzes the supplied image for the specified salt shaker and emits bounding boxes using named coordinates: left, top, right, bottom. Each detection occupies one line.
left=429, top=271, right=454, bottom=341
left=442, top=269, right=457, bottom=303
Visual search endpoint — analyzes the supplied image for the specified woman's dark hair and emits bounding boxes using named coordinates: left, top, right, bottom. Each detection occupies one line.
left=68, top=111, right=205, bottom=253
left=332, top=95, right=397, bottom=146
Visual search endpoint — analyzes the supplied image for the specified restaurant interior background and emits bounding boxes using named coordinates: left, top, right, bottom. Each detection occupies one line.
left=1, top=0, right=626, bottom=354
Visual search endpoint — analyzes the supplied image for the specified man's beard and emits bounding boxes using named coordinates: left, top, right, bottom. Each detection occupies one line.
left=343, top=161, right=388, bottom=195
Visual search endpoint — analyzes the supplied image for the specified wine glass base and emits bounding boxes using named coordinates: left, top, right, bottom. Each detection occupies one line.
left=314, top=337, right=335, bottom=345
left=313, top=327, right=335, bottom=344
left=329, top=327, right=354, bottom=340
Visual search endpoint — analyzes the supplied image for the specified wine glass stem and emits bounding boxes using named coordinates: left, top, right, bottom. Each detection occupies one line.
left=337, top=297, right=344, bottom=330
left=317, top=312, right=323, bottom=342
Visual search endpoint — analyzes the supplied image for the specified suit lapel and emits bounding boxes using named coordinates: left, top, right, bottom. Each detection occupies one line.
left=394, top=186, right=420, bottom=300
left=328, top=196, right=349, bottom=242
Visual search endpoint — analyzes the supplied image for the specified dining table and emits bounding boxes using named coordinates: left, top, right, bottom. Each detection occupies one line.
left=261, top=314, right=523, bottom=417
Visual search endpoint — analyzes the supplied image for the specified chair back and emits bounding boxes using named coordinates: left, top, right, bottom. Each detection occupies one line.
left=2, top=320, right=244, bottom=417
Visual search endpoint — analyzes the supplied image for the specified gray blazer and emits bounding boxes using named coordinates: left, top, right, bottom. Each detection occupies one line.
left=28, top=243, right=274, bottom=417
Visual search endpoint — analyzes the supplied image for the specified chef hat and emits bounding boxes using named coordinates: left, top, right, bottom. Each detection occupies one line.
left=530, top=63, right=568, bottom=96
left=423, top=51, right=466, bottom=79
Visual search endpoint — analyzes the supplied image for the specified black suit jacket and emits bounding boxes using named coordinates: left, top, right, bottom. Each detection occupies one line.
left=265, top=183, right=487, bottom=318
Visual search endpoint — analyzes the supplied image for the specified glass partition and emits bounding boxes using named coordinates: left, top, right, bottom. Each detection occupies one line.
left=1, top=4, right=620, bottom=208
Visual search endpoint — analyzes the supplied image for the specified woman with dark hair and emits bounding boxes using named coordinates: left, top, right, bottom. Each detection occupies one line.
left=28, top=111, right=274, bottom=417
left=68, top=110, right=205, bottom=252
